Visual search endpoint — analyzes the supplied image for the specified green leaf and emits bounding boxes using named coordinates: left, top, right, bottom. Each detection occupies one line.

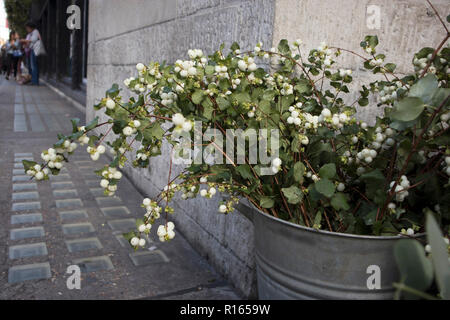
left=205, top=65, right=215, bottom=75
left=277, top=39, right=290, bottom=55
left=319, top=163, right=336, bottom=179
left=281, top=185, right=303, bottom=204
left=260, top=197, right=275, bottom=209
left=234, top=92, right=251, bottom=104
left=85, top=116, right=99, bottom=131
left=390, top=97, right=425, bottom=122
left=71, top=118, right=80, bottom=133
left=144, top=123, right=164, bottom=141
left=293, top=162, right=306, bottom=184
left=358, top=97, right=369, bottom=107
left=426, top=213, right=450, bottom=300
left=106, top=83, right=120, bottom=98
left=394, top=239, right=434, bottom=296
left=384, top=63, right=396, bottom=73
left=314, top=178, right=335, bottom=198
left=331, top=192, right=350, bottom=211
left=409, top=74, right=438, bottom=105
left=236, top=165, right=254, bottom=180
left=216, top=96, right=230, bottom=111
left=192, top=90, right=204, bottom=104
left=22, top=160, right=37, bottom=172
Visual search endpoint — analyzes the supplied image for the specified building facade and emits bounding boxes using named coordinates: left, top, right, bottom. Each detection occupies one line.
left=30, top=0, right=89, bottom=103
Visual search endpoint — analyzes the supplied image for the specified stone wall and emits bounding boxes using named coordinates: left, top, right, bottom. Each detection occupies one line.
left=87, top=0, right=276, bottom=298
left=273, top=0, right=450, bottom=122
left=86, top=0, right=449, bottom=298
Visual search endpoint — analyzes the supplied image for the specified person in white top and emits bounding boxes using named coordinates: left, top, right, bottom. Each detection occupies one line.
left=20, top=21, right=41, bottom=85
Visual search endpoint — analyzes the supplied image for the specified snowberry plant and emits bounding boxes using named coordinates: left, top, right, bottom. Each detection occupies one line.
left=22, top=9, right=450, bottom=248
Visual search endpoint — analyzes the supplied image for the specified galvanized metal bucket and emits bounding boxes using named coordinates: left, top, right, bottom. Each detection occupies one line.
left=249, top=204, right=421, bottom=300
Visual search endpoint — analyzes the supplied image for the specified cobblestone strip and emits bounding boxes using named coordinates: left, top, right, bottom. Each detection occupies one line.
left=8, top=153, right=51, bottom=284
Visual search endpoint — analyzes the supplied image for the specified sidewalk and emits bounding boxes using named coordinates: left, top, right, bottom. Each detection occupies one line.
left=0, top=78, right=239, bottom=300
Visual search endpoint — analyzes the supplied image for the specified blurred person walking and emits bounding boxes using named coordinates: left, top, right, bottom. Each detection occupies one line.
left=20, top=22, right=44, bottom=85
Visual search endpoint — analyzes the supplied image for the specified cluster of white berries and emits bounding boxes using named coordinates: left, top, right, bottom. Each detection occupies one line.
left=319, top=108, right=350, bottom=129
left=200, top=186, right=217, bottom=198
left=214, top=64, right=229, bottom=78
left=247, top=106, right=256, bottom=118
left=305, top=171, right=319, bottom=182
left=303, top=113, right=320, bottom=130
left=218, top=204, right=229, bottom=214
left=26, top=164, right=49, bottom=181
left=280, top=83, right=293, bottom=96
left=77, top=126, right=90, bottom=145
left=371, top=126, right=396, bottom=150
left=389, top=175, right=410, bottom=203
left=41, top=147, right=70, bottom=171
left=160, top=91, right=178, bottom=106
left=379, top=83, right=402, bottom=103
left=287, top=104, right=303, bottom=126
left=123, top=76, right=135, bottom=88
left=142, top=198, right=162, bottom=220
left=271, top=157, right=282, bottom=174
left=175, top=59, right=197, bottom=77
left=86, top=144, right=106, bottom=161
left=413, top=54, right=437, bottom=74
left=316, top=42, right=334, bottom=67
left=172, top=113, right=193, bottom=132
left=130, top=236, right=146, bottom=248
left=100, top=167, right=122, bottom=196
left=122, top=120, right=141, bottom=136
left=187, top=49, right=204, bottom=60
left=237, top=57, right=257, bottom=72
left=356, top=148, right=378, bottom=164
left=157, top=222, right=176, bottom=242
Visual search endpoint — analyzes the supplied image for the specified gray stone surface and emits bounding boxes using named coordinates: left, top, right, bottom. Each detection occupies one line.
left=72, top=256, right=114, bottom=273
left=11, top=213, right=43, bottom=225
left=12, top=191, right=39, bottom=201
left=86, top=0, right=275, bottom=298
left=58, top=209, right=89, bottom=221
left=62, top=222, right=95, bottom=235
left=65, top=237, right=103, bottom=253
left=129, top=250, right=170, bottom=266
left=9, top=242, right=48, bottom=259
left=12, top=201, right=41, bottom=212
left=8, top=262, right=52, bottom=283
left=100, top=206, right=130, bottom=218
left=10, top=226, right=45, bottom=240
left=55, top=198, right=83, bottom=208
left=13, top=183, right=37, bottom=191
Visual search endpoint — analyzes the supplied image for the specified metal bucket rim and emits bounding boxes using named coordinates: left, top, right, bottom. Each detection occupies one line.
left=251, top=203, right=425, bottom=240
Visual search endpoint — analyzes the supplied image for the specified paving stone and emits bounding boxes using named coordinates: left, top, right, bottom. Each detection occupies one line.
left=10, top=226, right=45, bottom=240
left=11, top=213, right=43, bottom=225
left=14, top=157, right=33, bottom=162
left=100, top=206, right=130, bottom=218
left=90, top=188, right=106, bottom=197
left=12, top=201, right=41, bottom=211
left=13, top=183, right=37, bottom=191
left=12, top=191, right=39, bottom=201
left=79, top=166, right=96, bottom=173
left=53, top=189, right=79, bottom=198
left=9, top=242, right=48, bottom=259
left=51, top=181, right=74, bottom=189
left=65, top=237, right=103, bottom=253
left=85, top=180, right=100, bottom=187
left=62, top=222, right=95, bottom=235
left=72, top=256, right=114, bottom=273
left=58, top=209, right=88, bottom=222
left=128, top=250, right=170, bottom=266
left=14, top=114, right=27, bottom=132
left=8, top=262, right=51, bottom=283
left=12, top=175, right=32, bottom=182
left=14, top=163, right=24, bottom=169
left=55, top=198, right=83, bottom=208
left=107, top=218, right=136, bottom=232
left=50, top=173, right=71, bottom=181
left=96, top=197, right=123, bottom=207
left=13, top=169, right=26, bottom=175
